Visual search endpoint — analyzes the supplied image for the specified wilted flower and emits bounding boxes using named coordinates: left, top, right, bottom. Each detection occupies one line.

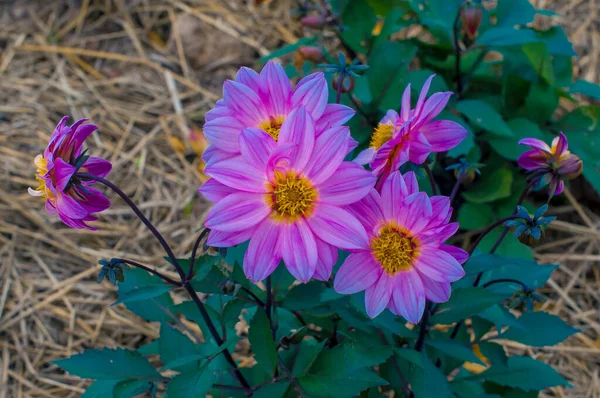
left=504, top=205, right=556, bottom=247
left=461, top=5, right=483, bottom=39
left=334, top=171, right=467, bottom=322
left=517, top=133, right=583, bottom=195
left=355, top=75, right=467, bottom=184
left=29, top=117, right=112, bottom=230
left=203, top=61, right=356, bottom=166
left=201, top=107, right=375, bottom=283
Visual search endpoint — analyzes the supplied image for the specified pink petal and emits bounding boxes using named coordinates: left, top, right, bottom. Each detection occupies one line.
left=417, top=222, right=459, bottom=245
left=414, top=247, right=465, bottom=283
left=400, top=84, right=411, bottom=121
left=365, top=273, right=393, bottom=318
left=553, top=180, right=565, bottom=195
left=318, top=162, right=376, bottom=206
left=397, top=192, right=433, bottom=235
left=517, top=150, right=548, bottom=170
left=407, top=130, right=432, bottom=164
left=419, top=120, right=468, bottom=152
left=259, top=61, right=292, bottom=117
left=208, top=226, right=255, bottom=247
left=315, top=104, right=355, bottom=132
left=53, top=158, right=77, bottom=192
left=205, top=157, right=267, bottom=193
left=204, top=193, right=270, bottom=232
left=67, top=123, right=98, bottom=156
left=45, top=199, right=57, bottom=215
left=198, top=178, right=237, bottom=203
left=429, top=196, right=452, bottom=228
left=223, top=80, right=268, bottom=126
left=56, top=193, right=89, bottom=219
left=416, top=91, right=452, bottom=126
left=440, top=244, right=469, bottom=264
left=403, top=171, right=419, bottom=196
left=334, top=251, right=381, bottom=294
left=244, top=219, right=282, bottom=282
left=345, top=189, right=384, bottom=237
left=380, top=171, right=409, bottom=221
left=551, top=132, right=568, bottom=160
left=353, top=148, right=376, bottom=165
left=265, top=143, right=296, bottom=181
left=76, top=186, right=110, bottom=213
left=205, top=101, right=231, bottom=122
left=414, top=74, right=434, bottom=119
left=519, top=137, right=551, bottom=153
left=308, top=204, right=369, bottom=250
left=236, top=66, right=261, bottom=93
left=420, top=273, right=451, bottom=303
left=83, top=157, right=112, bottom=179
left=239, top=128, right=276, bottom=171
left=278, top=107, right=315, bottom=170
left=381, top=109, right=400, bottom=125
left=313, top=238, right=338, bottom=281
left=305, top=126, right=351, bottom=184
left=202, top=145, right=233, bottom=167
left=281, top=219, right=318, bottom=283
left=291, top=72, right=328, bottom=120
left=203, top=117, right=244, bottom=152
left=392, top=270, right=426, bottom=323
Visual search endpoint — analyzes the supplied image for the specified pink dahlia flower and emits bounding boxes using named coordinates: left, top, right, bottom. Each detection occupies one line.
left=200, top=107, right=376, bottom=283
left=517, top=132, right=583, bottom=195
left=334, top=171, right=468, bottom=322
left=355, top=75, right=467, bottom=184
left=202, top=61, right=356, bottom=166
left=29, top=117, right=112, bottom=230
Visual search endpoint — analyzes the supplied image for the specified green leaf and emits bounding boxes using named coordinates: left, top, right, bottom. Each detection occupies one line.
left=458, top=202, right=494, bottom=231
left=54, top=348, right=162, bottom=381
left=292, top=339, right=327, bottom=377
left=112, top=284, right=172, bottom=306
left=137, top=340, right=160, bottom=356
left=477, top=28, right=540, bottom=47
left=478, top=305, right=524, bottom=332
left=488, top=118, right=550, bottom=161
left=249, top=307, right=277, bottom=376
left=82, top=380, right=119, bottom=397
left=396, top=349, right=452, bottom=398
left=309, top=342, right=393, bottom=376
left=571, top=79, right=600, bottom=100
left=476, top=228, right=534, bottom=260
left=259, top=36, right=318, bottom=63
left=456, top=100, right=513, bottom=137
left=522, top=42, right=554, bottom=85
left=164, top=364, right=215, bottom=398
left=462, top=168, right=513, bottom=203
left=159, top=323, right=198, bottom=371
left=431, top=288, right=504, bottom=325
left=253, top=381, right=291, bottom=398
left=161, top=339, right=236, bottom=371
left=190, top=255, right=216, bottom=282
left=469, top=356, right=570, bottom=391
left=339, top=0, right=378, bottom=53
left=496, top=0, right=536, bottom=27
left=118, top=269, right=174, bottom=322
left=538, top=26, right=576, bottom=56
left=502, top=311, right=578, bottom=346
left=478, top=341, right=508, bottom=367
left=525, top=81, right=559, bottom=124
left=426, top=340, right=485, bottom=365
left=113, top=379, right=150, bottom=398
left=281, top=281, right=326, bottom=310
left=298, top=371, right=388, bottom=398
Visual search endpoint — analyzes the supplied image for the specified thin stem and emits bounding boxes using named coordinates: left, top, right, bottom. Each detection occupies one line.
left=77, top=173, right=184, bottom=279
left=241, top=286, right=265, bottom=307
left=453, top=11, right=463, bottom=96
left=335, top=71, right=344, bottom=104
left=348, top=94, right=377, bottom=129
left=414, top=301, right=432, bottom=351
left=467, top=215, right=520, bottom=256
left=187, top=227, right=210, bottom=281
left=449, top=173, right=465, bottom=206
left=423, top=163, right=437, bottom=195
left=265, top=276, right=276, bottom=341
left=113, top=258, right=180, bottom=286
left=378, top=331, right=413, bottom=397
left=461, top=49, right=487, bottom=94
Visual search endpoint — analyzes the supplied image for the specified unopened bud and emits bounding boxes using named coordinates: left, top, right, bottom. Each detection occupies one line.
left=332, top=75, right=355, bottom=94
left=298, top=46, right=324, bottom=62
left=301, top=15, right=326, bottom=29
left=461, top=6, right=483, bottom=39
left=517, top=232, right=543, bottom=247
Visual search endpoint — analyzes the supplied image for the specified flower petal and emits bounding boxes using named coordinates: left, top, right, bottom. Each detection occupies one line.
left=380, top=171, right=409, bottom=221
left=416, top=91, right=452, bottom=126
left=76, top=186, right=110, bottom=213
left=203, top=117, right=244, bottom=152
left=519, top=137, right=551, bottom=153
left=244, top=218, right=282, bottom=282
left=278, top=107, right=315, bottom=170
left=239, top=128, right=276, bottom=171
left=292, top=72, right=328, bottom=119
left=208, top=227, right=255, bottom=247
left=414, top=247, right=465, bottom=283
left=260, top=61, right=292, bottom=117
left=53, top=158, right=77, bottom=192
left=305, top=126, right=351, bottom=184
left=281, top=219, right=318, bottom=283
left=56, top=193, right=89, bottom=219
left=551, top=132, right=568, bottom=156
left=205, top=157, right=267, bottom=192
left=407, top=130, right=432, bottom=164
left=318, top=162, right=376, bottom=205
left=420, top=274, right=451, bottom=303
left=353, top=147, right=376, bottom=165
left=403, top=171, right=419, bottom=196
left=198, top=178, right=237, bottom=203
left=419, top=120, right=468, bottom=152
left=313, top=238, right=338, bottom=281
left=334, top=251, right=381, bottom=294
left=223, top=80, right=268, bottom=126
left=236, top=66, right=261, bottom=93
left=414, top=75, right=434, bottom=119
left=517, top=150, right=548, bottom=170
left=365, top=273, right=393, bottom=318
left=315, top=104, right=355, bottom=132
left=400, top=84, right=411, bottom=121
left=397, top=192, right=433, bottom=234
left=204, top=193, right=270, bottom=231
left=308, top=204, right=369, bottom=250
left=417, top=222, right=459, bottom=245
left=440, top=244, right=469, bottom=264
left=392, top=270, right=426, bottom=323
left=345, top=189, right=384, bottom=237
left=83, top=157, right=112, bottom=179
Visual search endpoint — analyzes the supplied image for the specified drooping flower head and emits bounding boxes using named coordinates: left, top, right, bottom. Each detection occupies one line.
left=517, top=132, right=582, bottom=195
left=355, top=75, right=467, bottom=185
left=203, top=61, right=356, bottom=166
left=200, top=107, right=376, bottom=283
left=29, top=117, right=112, bottom=230
left=334, top=171, right=467, bottom=322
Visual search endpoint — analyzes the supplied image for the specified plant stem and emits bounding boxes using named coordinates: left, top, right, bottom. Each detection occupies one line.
left=188, top=227, right=210, bottom=281
left=348, top=94, right=377, bottom=128
left=335, top=71, right=344, bottom=104
left=113, top=258, right=180, bottom=286
left=423, top=162, right=438, bottom=195
left=453, top=11, right=463, bottom=96
left=79, top=173, right=251, bottom=390
left=265, top=276, right=276, bottom=341
left=449, top=173, right=465, bottom=206
left=414, top=301, right=432, bottom=351
left=467, top=215, right=520, bottom=256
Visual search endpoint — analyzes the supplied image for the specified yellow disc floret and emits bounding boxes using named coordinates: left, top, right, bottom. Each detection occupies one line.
left=266, top=170, right=318, bottom=222
left=259, top=116, right=286, bottom=141
left=370, top=223, right=417, bottom=275
left=28, top=154, right=54, bottom=199
left=370, top=122, right=395, bottom=149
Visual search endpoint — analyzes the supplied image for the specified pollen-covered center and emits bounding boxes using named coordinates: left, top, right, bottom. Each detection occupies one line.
left=259, top=116, right=286, bottom=141
left=371, top=224, right=415, bottom=275
left=370, top=122, right=394, bottom=149
left=267, top=170, right=317, bottom=221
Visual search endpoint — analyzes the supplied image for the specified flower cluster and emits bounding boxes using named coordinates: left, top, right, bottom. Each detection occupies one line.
left=200, top=62, right=468, bottom=322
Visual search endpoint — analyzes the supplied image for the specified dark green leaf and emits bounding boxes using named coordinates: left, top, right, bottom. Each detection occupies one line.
left=249, top=307, right=277, bottom=376
left=571, top=79, right=600, bottom=100
left=190, top=255, right=217, bottom=282
left=478, top=342, right=508, bottom=367
left=112, top=284, right=172, bottom=306
left=477, top=28, right=540, bottom=47
left=82, top=380, right=119, bottom=398
left=159, top=323, right=199, bottom=371
left=164, top=364, right=215, bottom=398
left=488, top=118, right=550, bottom=161
left=298, top=371, right=387, bottom=398
left=522, top=42, right=554, bottom=85
left=525, top=81, right=559, bottom=124
left=458, top=202, right=494, bottom=231
left=113, top=379, right=150, bottom=398
left=502, top=311, right=578, bottom=346
left=397, top=349, right=452, bottom=398
left=117, top=269, right=174, bottom=322
left=537, top=26, right=576, bottom=56
left=431, top=288, right=504, bottom=325
left=462, top=168, right=513, bottom=203
left=478, top=305, right=524, bottom=332
left=426, top=340, right=484, bottom=365
left=309, top=342, right=392, bottom=376
left=53, top=348, right=162, bottom=381
left=281, top=281, right=326, bottom=310
left=292, top=339, right=327, bottom=377
left=339, top=0, right=378, bottom=53
left=137, top=340, right=160, bottom=356
left=456, top=100, right=513, bottom=137
left=496, top=0, right=535, bottom=27
left=253, top=381, right=291, bottom=398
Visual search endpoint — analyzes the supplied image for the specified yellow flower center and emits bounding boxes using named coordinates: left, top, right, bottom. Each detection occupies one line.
left=259, top=116, right=286, bottom=141
left=29, top=154, right=54, bottom=199
left=266, top=170, right=317, bottom=222
left=370, top=122, right=394, bottom=149
left=370, top=224, right=417, bottom=275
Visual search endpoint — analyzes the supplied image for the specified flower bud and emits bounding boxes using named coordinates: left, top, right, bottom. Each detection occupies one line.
left=461, top=6, right=483, bottom=39
left=301, top=15, right=326, bottom=29
left=298, top=46, right=323, bottom=62
left=332, top=75, right=355, bottom=93
left=517, top=231, right=543, bottom=247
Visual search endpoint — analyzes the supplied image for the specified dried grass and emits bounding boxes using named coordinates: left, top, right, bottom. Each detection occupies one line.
left=0, top=0, right=597, bottom=397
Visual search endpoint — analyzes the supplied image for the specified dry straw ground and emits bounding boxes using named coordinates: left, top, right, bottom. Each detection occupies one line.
left=0, top=1, right=598, bottom=397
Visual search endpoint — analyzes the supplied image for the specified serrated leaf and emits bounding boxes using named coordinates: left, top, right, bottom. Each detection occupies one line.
left=292, top=339, right=327, bottom=377
left=456, top=100, right=513, bottom=137
left=113, top=379, right=150, bottom=398
left=54, top=348, right=162, bottom=381
left=164, top=364, right=215, bottom=398
left=159, top=323, right=198, bottom=371
left=161, top=339, right=236, bottom=370
left=298, top=371, right=387, bottom=398
left=431, top=288, right=505, bottom=325
left=112, top=284, right=172, bottom=306
left=82, top=380, right=119, bottom=398
left=426, top=340, right=484, bottom=365
left=249, top=307, right=277, bottom=376
left=502, top=311, right=578, bottom=346
left=253, top=381, right=290, bottom=398
left=118, top=269, right=174, bottom=322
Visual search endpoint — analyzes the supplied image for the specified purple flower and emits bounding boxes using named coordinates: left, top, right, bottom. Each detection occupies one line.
left=334, top=171, right=467, bottom=322
left=29, top=117, right=112, bottom=230
left=517, top=132, right=583, bottom=195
